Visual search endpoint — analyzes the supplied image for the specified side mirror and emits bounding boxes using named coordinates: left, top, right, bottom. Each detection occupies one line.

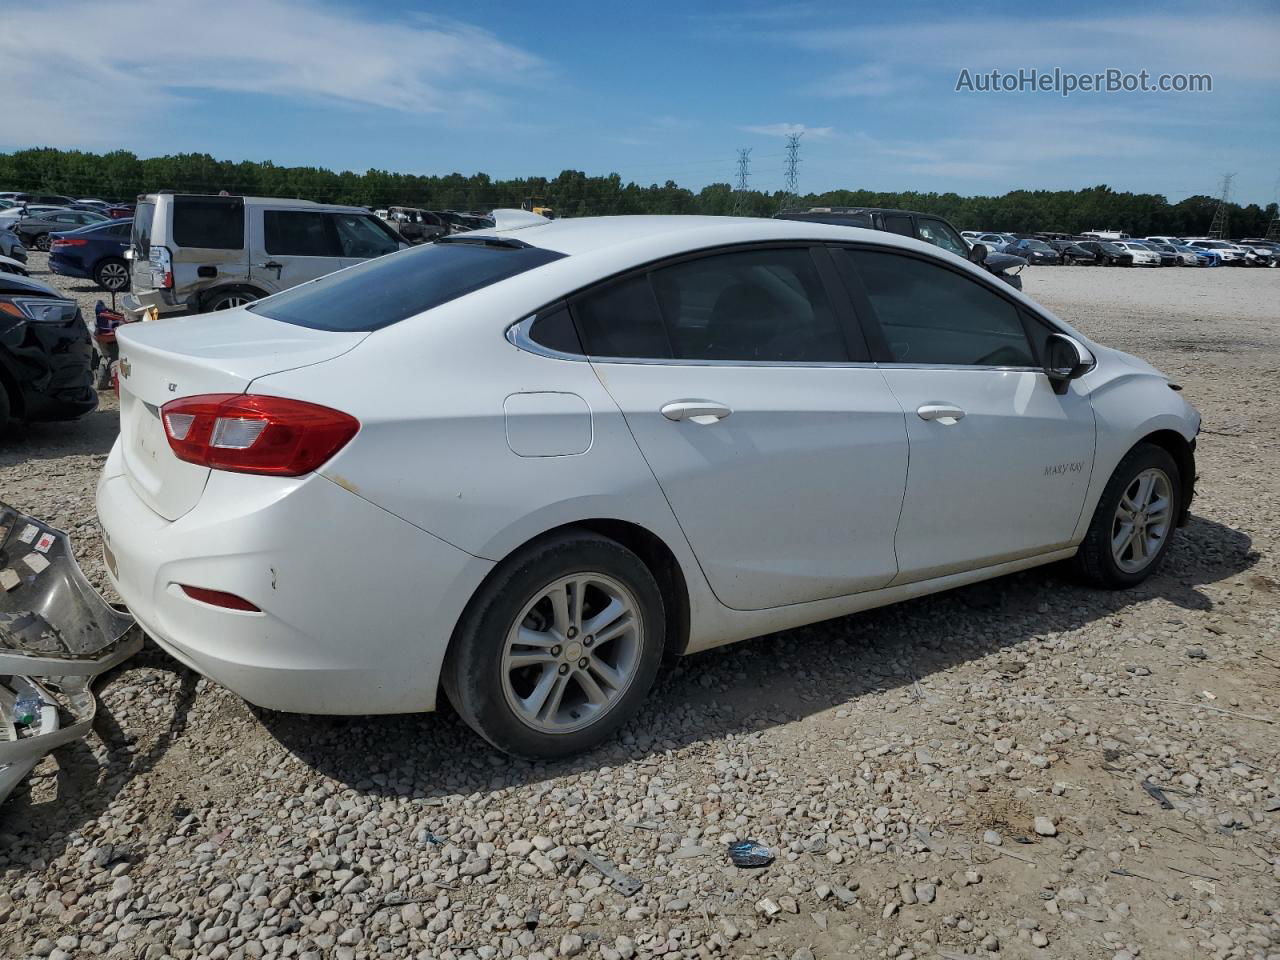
left=1044, top=333, right=1093, bottom=394
left=968, top=242, right=988, bottom=264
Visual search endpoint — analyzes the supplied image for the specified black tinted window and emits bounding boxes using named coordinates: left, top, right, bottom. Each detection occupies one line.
left=264, top=211, right=336, bottom=256
left=572, top=274, right=670, bottom=359
left=527, top=303, right=582, bottom=354
left=848, top=250, right=1033, bottom=366
left=249, top=240, right=566, bottom=332
left=651, top=248, right=847, bottom=362
left=172, top=197, right=244, bottom=249
left=882, top=215, right=914, bottom=237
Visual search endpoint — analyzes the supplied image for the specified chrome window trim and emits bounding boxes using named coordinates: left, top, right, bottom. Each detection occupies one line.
left=508, top=316, right=1046, bottom=373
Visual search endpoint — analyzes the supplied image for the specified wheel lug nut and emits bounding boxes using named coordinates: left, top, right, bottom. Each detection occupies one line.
left=578, top=657, right=588, bottom=668
left=584, top=635, right=594, bottom=647
left=551, top=645, right=561, bottom=656
left=558, top=664, right=569, bottom=675
left=567, top=627, right=578, bottom=639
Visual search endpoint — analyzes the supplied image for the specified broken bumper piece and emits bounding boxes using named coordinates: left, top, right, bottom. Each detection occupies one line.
left=0, top=501, right=142, bottom=805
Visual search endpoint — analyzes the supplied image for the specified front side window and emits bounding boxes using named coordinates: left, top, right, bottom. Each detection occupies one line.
left=847, top=249, right=1034, bottom=367
left=330, top=213, right=399, bottom=258
left=916, top=218, right=968, bottom=257
left=264, top=211, right=335, bottom=257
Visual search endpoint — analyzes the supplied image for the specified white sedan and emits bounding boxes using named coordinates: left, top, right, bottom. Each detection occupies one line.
left=1110, top=241, right=1162, bottom=266
left=98, top=215, right=1201, bottom=758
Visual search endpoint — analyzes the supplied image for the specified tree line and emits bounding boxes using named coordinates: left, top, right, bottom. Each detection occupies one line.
left=2, top=147, right=1276, bottom=238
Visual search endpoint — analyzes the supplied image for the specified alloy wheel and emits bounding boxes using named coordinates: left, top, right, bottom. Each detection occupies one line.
left=99, top=262, right=128, bottom=290
left=1111, top=468, right=1173, bottom=573
left=501, top=573, right=643, bottom=734
left=213, top=294, right=253, bottom=310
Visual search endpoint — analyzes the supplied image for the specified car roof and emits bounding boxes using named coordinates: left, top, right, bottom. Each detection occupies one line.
left=478, top=214, right=938, bottom=260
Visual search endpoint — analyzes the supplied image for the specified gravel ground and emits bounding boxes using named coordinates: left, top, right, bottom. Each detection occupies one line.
left=2, top=255, right=1278, bottom=960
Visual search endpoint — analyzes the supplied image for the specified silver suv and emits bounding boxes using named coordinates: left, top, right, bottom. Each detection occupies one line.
left=124, top=193, right=406, bottom=318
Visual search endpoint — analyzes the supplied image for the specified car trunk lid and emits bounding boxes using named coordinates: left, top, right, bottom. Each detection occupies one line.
left=116, top=309, right=366, bottom=520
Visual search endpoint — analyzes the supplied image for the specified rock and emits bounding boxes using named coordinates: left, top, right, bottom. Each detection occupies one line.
left=559, top=933, right=584, bottom=957
left=1034, top=817, right=1058, bottom=837
left=983, top=830, right=1003, bottom=846
left=756, top=898, right=781, bottom=917
left=1185, top=645, right=1207, bottom=660
left=1032, top=931, right=1049, bottom=948
left=915, top=883, right=937, bottom=905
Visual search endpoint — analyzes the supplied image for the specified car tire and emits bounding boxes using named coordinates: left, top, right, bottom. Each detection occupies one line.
left=1074, top=443, right=1181, bottom=589
left=34, top=234, right=51, bottom=252
left=94, top=258, right=130, bottom=292
left=442, top=531, right=666, bottom=760
left=204, top=289, right=260, bottom=311
left=0, top=381, right=10, bottom=436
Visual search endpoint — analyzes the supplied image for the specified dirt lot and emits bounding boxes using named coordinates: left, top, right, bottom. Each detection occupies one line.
left=2, top=255, right=1278, bottom=960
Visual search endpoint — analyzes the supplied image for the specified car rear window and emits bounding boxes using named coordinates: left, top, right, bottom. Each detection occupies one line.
left=172, top=196, right=244, bottom=249
left=132, top=201, right=155, bottom=256
left=248, top=237, right=567, bottom=332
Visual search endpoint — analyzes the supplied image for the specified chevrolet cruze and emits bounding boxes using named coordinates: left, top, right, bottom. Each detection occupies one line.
left=97, top=215, right=1200, bottom=758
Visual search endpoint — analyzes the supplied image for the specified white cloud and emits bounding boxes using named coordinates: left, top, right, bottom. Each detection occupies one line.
left=0, top=0, right=545, bottom=148
left=740, top=123, right=834, bottom=139
left=807, top=63, right=899, bottom=98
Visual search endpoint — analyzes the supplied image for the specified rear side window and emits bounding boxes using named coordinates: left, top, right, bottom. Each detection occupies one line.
left=249, top=239, right=567, bottom=332
left=172, top=196, right=244, bottom=249
left=264, top=211, right=335, bottom=256
left=572, top=274, right=670, bottom=359
left=650, top=248, right=847, bottom=362
left=132, top=201, right=155, bottom=256
left=847, top=249, right=1034, bottom=367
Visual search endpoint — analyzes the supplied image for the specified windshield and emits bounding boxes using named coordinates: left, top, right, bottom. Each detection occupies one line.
left=249, top=238, right=567, bottom=332
left=1025, top=240, right=1051, bottom=250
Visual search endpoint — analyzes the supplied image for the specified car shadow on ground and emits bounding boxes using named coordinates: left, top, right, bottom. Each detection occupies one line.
left=0, top=408, right=118, bottom=466
left=257, top=514, right=1256, bottom=801
left=0, top=515, right=1256, bottom=864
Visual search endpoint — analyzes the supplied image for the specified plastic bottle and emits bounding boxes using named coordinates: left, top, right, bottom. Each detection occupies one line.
left=11, top=693, right=42, bottom=727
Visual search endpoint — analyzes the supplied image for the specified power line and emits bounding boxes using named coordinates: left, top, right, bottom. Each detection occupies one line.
left=732, top=148, right=751, bottom=214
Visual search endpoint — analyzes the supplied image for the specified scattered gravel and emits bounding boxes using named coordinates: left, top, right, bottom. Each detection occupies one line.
left=2, top=258, right=1278, bottom=959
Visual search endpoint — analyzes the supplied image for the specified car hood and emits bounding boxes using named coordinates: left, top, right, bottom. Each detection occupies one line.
left=0, top=272, right=60, bottom=296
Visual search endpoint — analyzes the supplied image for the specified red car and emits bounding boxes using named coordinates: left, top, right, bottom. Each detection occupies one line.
left=106, top=205, right=134, bottom=219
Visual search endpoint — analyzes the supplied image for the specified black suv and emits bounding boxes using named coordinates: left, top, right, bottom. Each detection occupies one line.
left=775, top=207, right=1027, bottom=289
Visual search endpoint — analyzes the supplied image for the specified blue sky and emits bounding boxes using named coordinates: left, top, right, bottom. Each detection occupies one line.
left=4, top=0, right=1278, bottom=204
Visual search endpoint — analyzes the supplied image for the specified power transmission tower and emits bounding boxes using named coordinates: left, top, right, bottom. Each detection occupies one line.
left=1208, top=173, right=1234, bottom=239
left=733, top=148, right=751, bottom=215
left=779, top=132, right=803, bottom=212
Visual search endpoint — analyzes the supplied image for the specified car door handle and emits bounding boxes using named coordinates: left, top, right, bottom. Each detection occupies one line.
left=256, top=261, right=283, bottom=269
left=917, top=403, right=966, bottom=423
left=660, top=400, right=732, bottom=423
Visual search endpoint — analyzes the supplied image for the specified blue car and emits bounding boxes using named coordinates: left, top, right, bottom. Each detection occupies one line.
left=47, top=218, right=132, bottom=291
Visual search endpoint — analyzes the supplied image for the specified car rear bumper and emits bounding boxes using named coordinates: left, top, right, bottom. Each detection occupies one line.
left=122, top=290, right=189, bottom=321
left=96, top=452, right=495, bottom=714
left=48, top=254, right=91, bottom=279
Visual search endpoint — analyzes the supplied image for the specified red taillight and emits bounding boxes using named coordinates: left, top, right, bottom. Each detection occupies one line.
left=159, top=394, right=359, bottom=476
left=179, top=585, right=260, bottom=612
left=53, top=236, right=89, bottom=248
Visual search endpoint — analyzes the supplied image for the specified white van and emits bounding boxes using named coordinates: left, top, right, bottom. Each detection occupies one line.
left=124, top=193, right=407, bottom=318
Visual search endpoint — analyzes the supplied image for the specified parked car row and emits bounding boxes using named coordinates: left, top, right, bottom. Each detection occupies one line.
left=960, top=230, right=1279, bottom=267
left=375, top=206, right=495, bottom=244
